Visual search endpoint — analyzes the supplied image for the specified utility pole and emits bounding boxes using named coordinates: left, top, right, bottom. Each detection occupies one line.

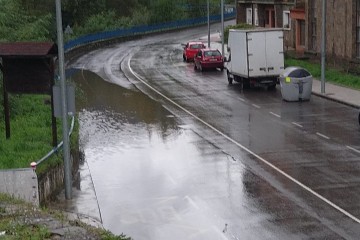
left=221, top=0, right=224, bottom=55
left=207, top=0, right=210, bottom=48
left=321, top=0, right=326, bottom=93
left=55, top=0, right=72, bottom=200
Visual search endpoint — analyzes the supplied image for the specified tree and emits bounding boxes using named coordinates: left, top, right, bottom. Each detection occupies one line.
left=0, top=0, right=53, bottom=41
left=106, top=0, right=142, bottom=17
left=149, top=0, right=188, bottom=23
left=62, top=0, right=106, bottom=26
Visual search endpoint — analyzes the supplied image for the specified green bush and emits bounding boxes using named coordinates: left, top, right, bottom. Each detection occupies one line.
left=130, top=6, right=151, bottom=26
left=75, top=11, right=129, bottom=36
left=0, top=0, right=53, bottom=42
left=224, top=23, right=254, bottom=43
left=149, top=0, right=184, bottom=24
left=12, top=14, right=54, bottom=41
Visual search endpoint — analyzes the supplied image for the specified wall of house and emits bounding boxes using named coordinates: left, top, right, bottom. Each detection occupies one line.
left=307, top=0, right=356, bottom=61
left=284, top=23, right=296, bottom=51
left=257, top=5, right=266, bottom=27
left=274, top=4, right=284, bottom=28
left=236, top=2, right=297, bottom=54
left=236, top=4, right=247, bottom=24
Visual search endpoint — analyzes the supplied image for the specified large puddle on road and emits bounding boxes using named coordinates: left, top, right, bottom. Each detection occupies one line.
left=51, top=70, right=246, bottom=239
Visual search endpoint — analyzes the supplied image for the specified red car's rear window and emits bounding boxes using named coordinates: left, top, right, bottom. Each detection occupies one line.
left=204, top=50, right=221, bottom=57
left=190, top=44, right=204, bottom=49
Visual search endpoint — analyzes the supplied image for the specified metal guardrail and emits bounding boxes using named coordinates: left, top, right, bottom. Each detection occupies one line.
left=238, top=0, right=295, bottom=4
left=64, top=13, right=236, bottom=51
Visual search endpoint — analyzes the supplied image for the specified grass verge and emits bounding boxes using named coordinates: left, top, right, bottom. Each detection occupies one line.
left=0, top=193, right=131, bottom=239
left=0, top=91, right=65, bottom=173
left=285, top=57, right=360, bottom=90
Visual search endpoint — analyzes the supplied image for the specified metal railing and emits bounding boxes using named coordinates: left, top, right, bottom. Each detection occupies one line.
left=35, top=116, right=75, bottom=166
left=64, top=12, right=236, bottom=51
left=237, top=0, right=295, bottom=4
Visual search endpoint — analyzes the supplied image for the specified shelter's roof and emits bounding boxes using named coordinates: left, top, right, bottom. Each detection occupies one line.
left=0, top=42, right=57, bottom=57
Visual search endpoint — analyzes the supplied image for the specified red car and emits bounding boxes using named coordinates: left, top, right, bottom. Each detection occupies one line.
left=194, top=48, right=224, bottom=71
left=183, top=41, right=206, bottom=62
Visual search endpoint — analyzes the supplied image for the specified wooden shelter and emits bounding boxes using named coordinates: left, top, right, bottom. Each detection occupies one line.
left=0, top=42, right=58, bottom=146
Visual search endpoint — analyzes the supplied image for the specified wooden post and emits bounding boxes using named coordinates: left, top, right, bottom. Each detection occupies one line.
left=3, top=79, right=10, bottom=139
left=50, top=58, right=57, bottom=147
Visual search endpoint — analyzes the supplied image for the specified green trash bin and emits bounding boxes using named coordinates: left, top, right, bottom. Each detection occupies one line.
left=279, top=67, right=312, bottom=101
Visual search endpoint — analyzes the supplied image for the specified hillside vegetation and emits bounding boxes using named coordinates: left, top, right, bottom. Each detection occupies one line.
left=0, top=0, right=232, bottom=42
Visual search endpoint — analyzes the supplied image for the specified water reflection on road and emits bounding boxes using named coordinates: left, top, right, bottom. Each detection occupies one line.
left=50, top=66, right=360, bottom=239
left=62, top=70, right=246, bottom=239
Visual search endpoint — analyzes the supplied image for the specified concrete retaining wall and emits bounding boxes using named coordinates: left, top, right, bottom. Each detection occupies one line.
left=37, top=149, right=81, bottom=205
left=0, top=149, right=80, bottom=206
left=0, top=168, right=39, bottom=206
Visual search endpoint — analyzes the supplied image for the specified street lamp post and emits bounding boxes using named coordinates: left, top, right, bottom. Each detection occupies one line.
left=221, top=0, right=224, bottom=55
left=55, top=0, right=72, bottom=200
left=321, top=0, right=326, bottom=94
left=207, top=0, right=210, bottom=48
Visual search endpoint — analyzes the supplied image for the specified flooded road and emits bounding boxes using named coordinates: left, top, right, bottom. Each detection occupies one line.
left=52, top=22, right=360, bottom=239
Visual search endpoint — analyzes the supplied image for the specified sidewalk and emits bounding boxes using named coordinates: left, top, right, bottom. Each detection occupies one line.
left=312, top=79, right=360, bottom=109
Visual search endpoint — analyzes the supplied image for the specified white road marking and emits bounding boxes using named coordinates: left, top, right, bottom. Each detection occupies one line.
left=269, top=112, right=281, bottom=118
left=316, top=132, right=330, bottom=140
left=128, top=59, right=360, bottom=224
left=292, top=122, right=303, bottom=128
left=252, top=104, right=261, bottom=109
left=152, top=196, right=178, bottom=204
left=81, top=65, right=86, bottom=79
left=238, top=97, right=246, bottom=102
left=184, top=196, right=200, bottom=210
left=167, top=174, right=177, bottom=185
left=346, top=146, right=360, bottom=154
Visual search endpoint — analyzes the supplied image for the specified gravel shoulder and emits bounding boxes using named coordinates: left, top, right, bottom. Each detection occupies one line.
left=0, top=194, right=131, bottom=240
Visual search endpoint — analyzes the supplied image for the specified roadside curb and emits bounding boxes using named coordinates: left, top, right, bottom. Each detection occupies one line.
left=312, top=91, right=360, bottom=109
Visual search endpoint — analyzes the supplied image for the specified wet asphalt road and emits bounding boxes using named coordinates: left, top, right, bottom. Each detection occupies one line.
left=62, top=22, right=360, bottom=239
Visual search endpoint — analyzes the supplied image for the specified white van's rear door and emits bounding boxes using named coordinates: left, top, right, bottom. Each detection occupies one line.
left=265, top=30, right=284, bottom=76
left=247, top=31, right=267, bottom=77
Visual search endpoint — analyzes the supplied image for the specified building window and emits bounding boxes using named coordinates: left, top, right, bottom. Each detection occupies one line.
left=357, top=0, right=360, bottom=58
left=265, top=8, right=275, bottom=28
left=283, top=11, right=290, bottom=29
left=246, top=8, right=252, bottom=25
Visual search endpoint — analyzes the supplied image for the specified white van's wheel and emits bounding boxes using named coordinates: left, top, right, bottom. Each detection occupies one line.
left=227, top=71, right=233, bottom=84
